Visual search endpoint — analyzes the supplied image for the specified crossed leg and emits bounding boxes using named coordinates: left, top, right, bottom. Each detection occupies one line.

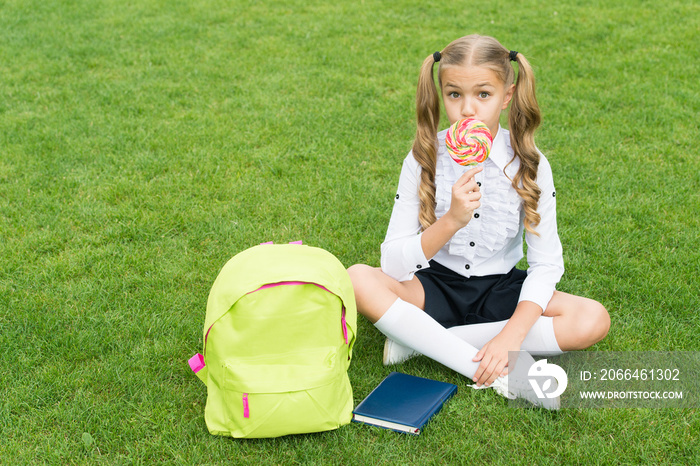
left=347, top=264, right=426, bottom=323
left=348, top=264, right=609, bottom=409
left=348, top=264, right=610, bottom=351
left=542, top=290, right=610, bottom=351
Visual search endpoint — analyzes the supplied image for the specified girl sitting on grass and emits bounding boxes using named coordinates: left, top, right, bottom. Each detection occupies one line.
left=348, top=34, right=610, bottom=409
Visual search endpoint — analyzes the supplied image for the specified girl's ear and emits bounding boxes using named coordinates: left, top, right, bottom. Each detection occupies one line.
left=502, top=84, right=515, bottom=109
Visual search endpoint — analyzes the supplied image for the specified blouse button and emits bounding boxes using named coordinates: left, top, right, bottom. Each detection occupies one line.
left=474, top=213, right=480, bottom=219
left=416, top=264, right=422, bottom=269
left=477, top=182, right=482, bottom=187
left=470, top=242, right=475, bottom=247
left=465, top=264, right=470, bottom=270
left=396, top=194, right=400, bottom=199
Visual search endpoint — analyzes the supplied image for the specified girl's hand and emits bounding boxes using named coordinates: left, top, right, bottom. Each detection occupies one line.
left=472, top=302, right=542, bottom=387
left=444, top=166, right=483, bottom=229
left=471, top=331, right=522, bottom=387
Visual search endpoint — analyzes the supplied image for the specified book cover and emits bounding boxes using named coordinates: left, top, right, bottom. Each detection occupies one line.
left=352, top=372, right=458, bottom=435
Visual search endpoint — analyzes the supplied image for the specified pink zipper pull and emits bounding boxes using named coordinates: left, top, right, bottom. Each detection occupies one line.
left=242, top=393, right=250, bottom=418
left=188, top=353, right=205, bottom=373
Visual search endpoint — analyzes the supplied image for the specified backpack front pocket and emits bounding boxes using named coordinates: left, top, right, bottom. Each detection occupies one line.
left=217, top=347, right=351, bottom=438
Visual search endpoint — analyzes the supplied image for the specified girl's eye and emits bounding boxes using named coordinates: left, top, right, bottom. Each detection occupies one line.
left=449, top=91, right=460, bottom=99
left=479, top=92, right=490, bottom=99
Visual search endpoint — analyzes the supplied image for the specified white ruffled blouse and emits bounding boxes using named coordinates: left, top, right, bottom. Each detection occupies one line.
left=380, top=126, right=565, bottom=313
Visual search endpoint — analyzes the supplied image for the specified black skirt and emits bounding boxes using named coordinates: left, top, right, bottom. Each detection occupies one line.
left=415, top=260, right=526, bottom=328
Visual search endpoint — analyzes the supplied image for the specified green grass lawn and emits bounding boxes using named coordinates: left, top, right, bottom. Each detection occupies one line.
left=1, top=0, right=698, bottom=463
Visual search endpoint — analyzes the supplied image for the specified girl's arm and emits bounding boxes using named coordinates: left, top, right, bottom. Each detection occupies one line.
left=420, top=166, right=483, bottom=259
left=519, top=155, right=564, bottom=311
left=381, top=154, right=482, bottom=281
left=380, top=154, right=428, bottom=281
left=472, top=155, right=564, bottom=386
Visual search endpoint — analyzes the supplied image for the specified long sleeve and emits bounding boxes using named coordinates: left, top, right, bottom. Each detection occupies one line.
left=380, top=154, right=430, bottom=282
left=518, top=155, right=565, bottom=311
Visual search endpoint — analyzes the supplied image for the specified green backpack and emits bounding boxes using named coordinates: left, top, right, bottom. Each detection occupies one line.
left=189, top=242, right=357, bottom=438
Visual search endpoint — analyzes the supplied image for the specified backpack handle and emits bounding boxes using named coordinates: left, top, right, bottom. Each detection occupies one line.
left=260, top=241, right=303, bottom=245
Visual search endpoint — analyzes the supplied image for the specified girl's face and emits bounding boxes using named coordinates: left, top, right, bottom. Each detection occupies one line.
left=440, top=64, right=515, bottom=137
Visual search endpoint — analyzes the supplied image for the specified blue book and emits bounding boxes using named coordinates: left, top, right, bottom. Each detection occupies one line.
left=352, top=372, right=458, bottom=435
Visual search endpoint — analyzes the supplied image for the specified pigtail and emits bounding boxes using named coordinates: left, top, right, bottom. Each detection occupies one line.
left=412, top=53, right=442, bottom=230
left=508, top=52, right=542, bottom=235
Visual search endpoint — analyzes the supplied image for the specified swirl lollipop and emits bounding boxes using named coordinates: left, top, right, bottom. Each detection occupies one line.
left=445, top=118, right=493, bottom=166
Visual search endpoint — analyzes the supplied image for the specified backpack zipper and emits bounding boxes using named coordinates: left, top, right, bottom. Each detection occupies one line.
left=203, top=281, right=350, bottom=355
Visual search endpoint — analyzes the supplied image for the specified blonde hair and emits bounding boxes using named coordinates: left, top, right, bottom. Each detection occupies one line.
left=412, top=34, right=542, bottom=234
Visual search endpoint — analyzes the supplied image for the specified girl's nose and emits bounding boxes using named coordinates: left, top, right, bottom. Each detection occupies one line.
left=461, top=99, right=475, bottom=118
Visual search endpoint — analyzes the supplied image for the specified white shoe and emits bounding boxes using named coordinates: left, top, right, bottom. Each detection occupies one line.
left=470, top=352, right=561, bottom=410
left=490, top=374, right=560, bottom=410
left=382, top=338, right=420, bottom=366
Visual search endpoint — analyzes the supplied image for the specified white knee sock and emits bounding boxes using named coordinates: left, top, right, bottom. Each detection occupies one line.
left=373, top=298, right=481, bottom=379
left=448, top=316, right=563, bottom=357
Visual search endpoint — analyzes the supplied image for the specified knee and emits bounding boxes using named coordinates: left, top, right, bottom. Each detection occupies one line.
left=347, top=263, right=372, bottom=287
left=347, top=264, right=376, bottom=300
left=580, top=300, right=611, bottom=345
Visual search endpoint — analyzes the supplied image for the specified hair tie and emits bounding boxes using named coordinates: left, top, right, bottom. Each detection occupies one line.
left=433, top=51, right=441, bottom=62
left=509, top=50, right=518, bottom=62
